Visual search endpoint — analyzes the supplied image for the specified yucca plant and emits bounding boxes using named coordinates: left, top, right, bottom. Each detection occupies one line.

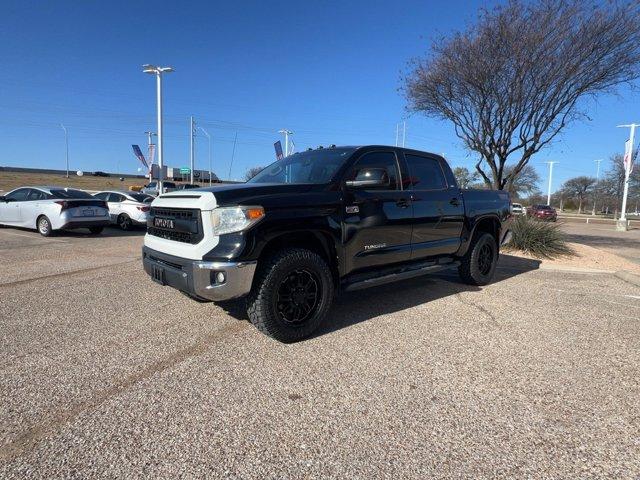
left=506, top=215, right=574, bottom=259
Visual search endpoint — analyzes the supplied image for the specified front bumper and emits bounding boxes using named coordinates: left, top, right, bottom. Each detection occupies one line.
left=142, top=246, right=256, bottom=301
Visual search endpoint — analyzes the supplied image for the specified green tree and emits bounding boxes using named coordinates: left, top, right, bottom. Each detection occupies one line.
left=452, top=166, right=479, bottom=188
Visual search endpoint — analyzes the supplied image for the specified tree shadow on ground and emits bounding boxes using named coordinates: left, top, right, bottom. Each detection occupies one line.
left=219, top=254, right=541, bottom=339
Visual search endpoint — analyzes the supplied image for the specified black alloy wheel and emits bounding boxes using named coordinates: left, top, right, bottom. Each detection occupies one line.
left=275, top=269, right=320, bottom=324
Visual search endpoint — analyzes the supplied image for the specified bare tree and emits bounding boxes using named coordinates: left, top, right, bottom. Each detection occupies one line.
left=244, top=166, right=264, bottom=182
left=405, top=0, right=640, bottom=191
left=560, top=176, right=596, bottom=213
left=504, top=164, right=541, bottom=198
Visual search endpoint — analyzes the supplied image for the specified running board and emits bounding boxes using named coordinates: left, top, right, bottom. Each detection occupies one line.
left=342, top=260, right=460, bottom=292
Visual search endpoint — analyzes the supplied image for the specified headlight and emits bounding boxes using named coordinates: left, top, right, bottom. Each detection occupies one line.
left=210, top=206, right=265, bottom=235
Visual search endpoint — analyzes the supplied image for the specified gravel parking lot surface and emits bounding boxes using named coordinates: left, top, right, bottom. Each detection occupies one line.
left=0, top=227, right=639, bottom=478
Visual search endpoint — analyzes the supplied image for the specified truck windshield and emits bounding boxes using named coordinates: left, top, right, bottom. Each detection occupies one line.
left=248, top=148, right=356, bottom=184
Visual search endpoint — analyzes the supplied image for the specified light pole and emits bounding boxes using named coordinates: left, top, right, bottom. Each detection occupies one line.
left=198, top=126, right=212, bottom=186
left=60, top=124, right=69, bottom=178
left=592, top=159, right=603, bottom=216
left=143, top=64, right=173, bottom=193
left=278, top=129, right=293, bottom=156
left=616, top=123, right=638, bottom=231
left=545, top=161, right=558, bottom=206
left=189, top=115, right=196, bottom=184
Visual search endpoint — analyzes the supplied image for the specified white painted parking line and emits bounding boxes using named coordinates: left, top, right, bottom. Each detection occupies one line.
left=0, top=230, right=67, bottom=243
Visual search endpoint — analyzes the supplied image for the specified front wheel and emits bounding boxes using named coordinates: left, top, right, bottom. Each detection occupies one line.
left=458, top=232, right=498, bottom=286
left=246, top=248, right=334, bottom=343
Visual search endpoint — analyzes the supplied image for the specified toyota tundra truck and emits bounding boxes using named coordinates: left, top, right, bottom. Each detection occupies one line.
left=143, top=145, right=512, bottom=342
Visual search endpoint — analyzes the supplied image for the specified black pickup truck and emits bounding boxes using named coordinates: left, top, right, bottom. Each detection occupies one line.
left=143, top=146, right=512, bottom=342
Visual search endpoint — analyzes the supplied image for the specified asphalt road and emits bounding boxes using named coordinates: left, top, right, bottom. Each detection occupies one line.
left=0, top=226, right=639, bottom=478
left=559, top=220, right=640, bottom=265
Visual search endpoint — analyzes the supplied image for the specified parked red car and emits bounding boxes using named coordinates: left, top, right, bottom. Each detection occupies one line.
left=527, top=204, right=558, bottom=221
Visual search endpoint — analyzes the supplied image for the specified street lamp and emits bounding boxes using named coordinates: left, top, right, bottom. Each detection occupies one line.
left=143, top=64, right=173, bottom=193
left=60, top=124, right=69, bottom=178
left=198, top=126, right=212, bottom=186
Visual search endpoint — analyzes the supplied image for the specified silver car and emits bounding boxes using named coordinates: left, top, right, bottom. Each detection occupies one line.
left=0, top=186, right=110, bottom=236
left=93, top=190, right=153, bottom=230
left=140, top=181, right=177, bottom=196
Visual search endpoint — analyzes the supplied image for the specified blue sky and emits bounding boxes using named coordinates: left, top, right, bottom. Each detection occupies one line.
left=0, top=0, right=637, bottom=191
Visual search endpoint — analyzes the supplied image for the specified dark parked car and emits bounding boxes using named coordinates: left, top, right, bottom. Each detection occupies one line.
left=527, top=204, right=557, bottom=221
left=92, top=171, right=110, bottom=177
left=142, top=145, right=513, bottom=342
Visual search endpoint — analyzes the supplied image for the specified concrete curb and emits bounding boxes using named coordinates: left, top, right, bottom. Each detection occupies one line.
left=615, top=270, right=640, bottom=288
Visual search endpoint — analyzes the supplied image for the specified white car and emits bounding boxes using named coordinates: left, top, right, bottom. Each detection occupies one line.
left=0, top=186, right=110, bottom=236
left=93, top=190, right=153, bottom=230
left=511, top=202, right=526, bottom=216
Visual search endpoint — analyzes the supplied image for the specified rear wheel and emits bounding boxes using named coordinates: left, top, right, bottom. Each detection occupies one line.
left=89, top=226, right=104, bottom=235
left=246, top=248, right=334, bottom=343
left=37, top=215, right=53, bottom=237
left=458, top=232, right=497, bottom=286
left=117, top=213, right=132, bottom=230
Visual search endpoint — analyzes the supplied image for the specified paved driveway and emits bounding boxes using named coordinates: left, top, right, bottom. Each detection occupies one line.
left=0, top=228, right=639, bottom=478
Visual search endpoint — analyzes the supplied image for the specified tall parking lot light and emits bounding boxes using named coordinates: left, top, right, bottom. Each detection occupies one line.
left=60, top=124, right=69, bottom=178
left=198, top=126, right=212, bottom=186
left=143, top=64, right=173, bottom=192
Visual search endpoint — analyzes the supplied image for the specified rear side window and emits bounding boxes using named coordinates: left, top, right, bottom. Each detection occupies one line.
left=345, top=152, right=399, bottom=190
left=94, top=192, right=109, bottom=200
left=107, top=193, right=126, bottom=202
left=128, top=193, right=152, bottom=203
left=405, top=155, right=447, bottom=190
left=26, top=189, right=48, bottom=200
left=50, top=189, right=93, bottom=199
left=7, top=188, right=29, bottom=201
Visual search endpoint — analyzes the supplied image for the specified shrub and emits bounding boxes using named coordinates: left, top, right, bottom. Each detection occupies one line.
left=505, top=215, right=574, bottom=259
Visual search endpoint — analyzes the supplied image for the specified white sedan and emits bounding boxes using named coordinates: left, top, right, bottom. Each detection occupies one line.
left=0, top=186, right=111, bottom=236
left=93, top=190, right=152, bottom=230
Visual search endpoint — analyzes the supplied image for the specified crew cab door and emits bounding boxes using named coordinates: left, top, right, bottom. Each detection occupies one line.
left=342, top=150, right=413, bottom=274
left=403, top=153, right=464, bottom=259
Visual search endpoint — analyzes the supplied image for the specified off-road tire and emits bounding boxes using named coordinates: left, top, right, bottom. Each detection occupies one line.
left=37, top=215, right=53, bottom=237
left=89, top=226, right=104, bottom=235
left=246, top=248, right=334, bottom=343
left=458, top=232, right=498, bottom=286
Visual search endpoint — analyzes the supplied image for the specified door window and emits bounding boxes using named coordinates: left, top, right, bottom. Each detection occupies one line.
left=26, top=189, right=47, bottom=201
left=345, top=152, right=400, bottom=190
left=6, top=189, right=29, bottom=201
left=405, top=155, right=447, bottom=190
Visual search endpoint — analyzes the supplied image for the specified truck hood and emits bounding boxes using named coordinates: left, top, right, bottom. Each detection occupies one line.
left=196, top=183, right=317, bottom=208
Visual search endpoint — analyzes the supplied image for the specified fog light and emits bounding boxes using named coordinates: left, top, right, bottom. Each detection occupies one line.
left=216, top=272, right=226, bottom=284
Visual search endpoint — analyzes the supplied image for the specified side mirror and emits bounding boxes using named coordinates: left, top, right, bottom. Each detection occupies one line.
left=345, top=168, right=390, bottom=189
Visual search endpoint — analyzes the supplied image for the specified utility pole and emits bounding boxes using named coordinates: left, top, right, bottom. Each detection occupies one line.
left=616, top=123, right=638, bottom=231
left=395, top=124, right=399, bottom=147
left=60, top=124, right=69, bottom=178
left=189, top=116, right=196, bottom=184
left=143, top=64, right=173, bottom=193
left=592, top=159, right=603, bottom=216
left=544, top=161, right=558, bottom=206
left=278, top=129, right=293, bottom=156
left=198, top=127, right=212, bottom=186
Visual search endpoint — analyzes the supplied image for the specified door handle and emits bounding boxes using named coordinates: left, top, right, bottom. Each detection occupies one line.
left=449, top=197, right=460, bottom=206
left=396, top=198, right=411, bottom=208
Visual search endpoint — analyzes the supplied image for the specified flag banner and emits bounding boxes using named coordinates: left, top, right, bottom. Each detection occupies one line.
left=274, top=140, right=284, bottom=160
left=132, top=145, right=148, bottom=169
left=623, top=139, right=633, bottom=172
left=148, top=144, right=156, bottom=166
